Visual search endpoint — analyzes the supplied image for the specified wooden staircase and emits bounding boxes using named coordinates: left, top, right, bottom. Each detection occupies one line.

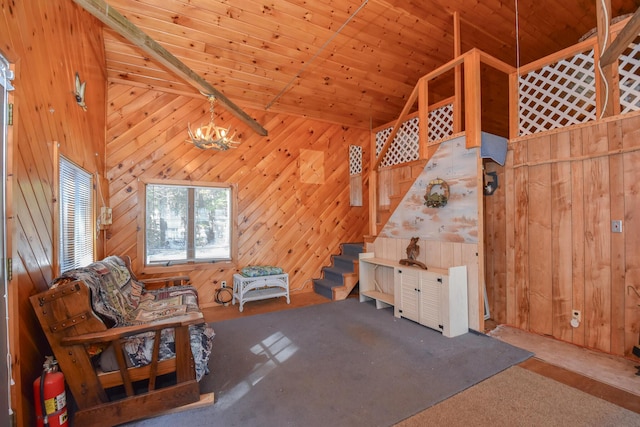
left=312, top=243, right=363, bottom=300
left=312, top=161, right=427, bottom=302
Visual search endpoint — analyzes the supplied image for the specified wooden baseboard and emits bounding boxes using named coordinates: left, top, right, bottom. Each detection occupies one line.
left=520, top=358, right=640, bottom=414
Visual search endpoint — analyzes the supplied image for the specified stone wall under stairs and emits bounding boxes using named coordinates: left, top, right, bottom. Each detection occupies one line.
left=313, top=243, right=363, bottom=300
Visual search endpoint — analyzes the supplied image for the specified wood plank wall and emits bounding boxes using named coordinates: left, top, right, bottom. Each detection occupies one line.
left=1, top=2, right=107, bottom=426
left=105, top=84, right=370, bottom=307
left=485, top=112, right=640, bottom=357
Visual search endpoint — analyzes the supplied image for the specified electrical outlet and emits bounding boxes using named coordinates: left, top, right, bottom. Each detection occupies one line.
left=572, top=310, right=581, bottom=322
left=221, top=281, right=227, bottom=288
left=570, top=309, right=581, bottom=328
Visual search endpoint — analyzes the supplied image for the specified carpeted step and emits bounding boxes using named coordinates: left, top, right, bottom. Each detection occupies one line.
left=312, top=278, right=338, bottom=299
left=341, top=243, right=364, bottom=258
left=333, top=254, right=357, bottom=272
left=323, top=265, right=352, bottom=283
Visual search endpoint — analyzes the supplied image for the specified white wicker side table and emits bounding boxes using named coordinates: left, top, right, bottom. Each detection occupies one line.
left=232, top=273, right=290, bottom=312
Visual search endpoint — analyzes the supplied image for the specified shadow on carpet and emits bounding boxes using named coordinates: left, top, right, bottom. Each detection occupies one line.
left=127, top=299, right=532, bottom=427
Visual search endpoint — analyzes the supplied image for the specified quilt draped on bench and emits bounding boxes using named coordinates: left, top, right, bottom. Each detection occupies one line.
left=51, top=256, right=215, bottom=381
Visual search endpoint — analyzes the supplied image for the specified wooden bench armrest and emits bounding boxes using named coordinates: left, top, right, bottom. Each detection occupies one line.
left=121, top=255, right=190, bottom=288
left=61, top=312, right=204, bottom=346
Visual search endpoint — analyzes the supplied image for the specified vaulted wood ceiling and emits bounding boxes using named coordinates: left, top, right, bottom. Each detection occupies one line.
left=99, top=0, right=639, bottom=129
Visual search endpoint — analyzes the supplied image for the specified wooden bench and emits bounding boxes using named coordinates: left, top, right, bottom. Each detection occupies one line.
left=30, top=256, right=215, bottom=427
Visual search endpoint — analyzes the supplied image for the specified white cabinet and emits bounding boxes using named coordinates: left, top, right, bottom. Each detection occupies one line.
left=394, top=265, right=468, bottom=337
left=358, top=253, right=468, bottom=338
left=397, top=267, right=420, bottom=322
left=396, top=268, right=444, bottom=332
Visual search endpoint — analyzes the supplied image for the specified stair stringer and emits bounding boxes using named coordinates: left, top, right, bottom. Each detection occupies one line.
left=332, top=262, right=359, bottom=300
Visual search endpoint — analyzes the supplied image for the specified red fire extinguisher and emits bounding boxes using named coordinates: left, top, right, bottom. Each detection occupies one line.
left=33, top=356, right=68, bottom=427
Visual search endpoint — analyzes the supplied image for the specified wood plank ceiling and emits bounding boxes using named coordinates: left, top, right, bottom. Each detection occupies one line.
left=100, top=0, right=639, bottom=129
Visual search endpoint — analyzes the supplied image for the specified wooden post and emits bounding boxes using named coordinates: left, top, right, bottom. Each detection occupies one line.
left=369, top=131, right=378, bottom=237
left=464, top=50, right=482, bottom=149
left=509, top=72, right=520, bottom=140
left=453, top=11, right=463, bottom=133
left=476, top=153, right=486, bottom=331
left=418, top=78, right=429, bottom=159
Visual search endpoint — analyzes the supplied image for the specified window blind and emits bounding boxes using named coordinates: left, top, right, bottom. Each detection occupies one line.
left=59, top=157, right=93, bottom=272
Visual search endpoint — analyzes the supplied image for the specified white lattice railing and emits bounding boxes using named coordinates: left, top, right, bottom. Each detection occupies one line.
left=619, top=35, right=640, bottom=114
left=376, top=116, right=420, bottom=168
left=518, top=49, right=596, bottom=137
left=516, top=19, right=640, bottom=137
left=375, top=103, right=454, bottom=168
left=349, top=145, right=362, bottom=176
left=428, top=103, right=454, bottom=142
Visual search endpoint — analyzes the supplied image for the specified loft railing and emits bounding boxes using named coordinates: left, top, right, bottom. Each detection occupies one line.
left=368, top=15, right=639, bottom=236
left=372, top=16, right=640, bottom=170
left=374, top=99, right=455, bottom=168
left=373, top=48, right=515, bottom=171
left=369, top=49, right=514, bottom=236
left=509, top=16, right=639, bottom=139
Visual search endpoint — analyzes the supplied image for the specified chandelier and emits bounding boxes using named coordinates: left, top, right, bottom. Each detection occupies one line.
left=187, top=95, right=238, bottom=150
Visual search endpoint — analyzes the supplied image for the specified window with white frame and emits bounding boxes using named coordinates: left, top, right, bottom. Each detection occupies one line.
left=59, top=156, right=94, bottom=272
left=144, top=182, right=232, bottom=266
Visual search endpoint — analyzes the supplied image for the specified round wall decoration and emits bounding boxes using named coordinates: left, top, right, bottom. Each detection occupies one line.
left=424, top=178, right=450, bottom=208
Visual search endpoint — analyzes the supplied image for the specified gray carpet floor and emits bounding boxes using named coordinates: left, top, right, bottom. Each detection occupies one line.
left=127, top=299, right=532, bottom=427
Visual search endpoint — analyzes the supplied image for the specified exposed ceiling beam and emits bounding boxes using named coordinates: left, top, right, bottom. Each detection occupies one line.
left=599, top=6, right=640, bottom=67
left=73, top=0, right=268, bottom=136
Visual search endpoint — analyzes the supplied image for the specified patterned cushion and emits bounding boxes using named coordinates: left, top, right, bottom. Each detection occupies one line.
left=99, top=323, right=215, bottom=381
left=241, top=265, right=284, bottom=277
left=128, top=285, right=200, bottom=324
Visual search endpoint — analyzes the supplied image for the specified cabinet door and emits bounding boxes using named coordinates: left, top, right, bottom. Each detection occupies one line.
left=397, top=269, right=420, bottom=323
left=419, top=272, right=443, bottom=331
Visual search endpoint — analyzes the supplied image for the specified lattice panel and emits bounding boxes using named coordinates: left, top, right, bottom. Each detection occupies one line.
left=428, top=103, right=454, bottom=142
left=349, top=145, right=362, bottom=176
left=518, top=49, right=596, bottom=136
left=376, top=117, right=420, bottom=168
left=619, top=36, right=640, bottom=114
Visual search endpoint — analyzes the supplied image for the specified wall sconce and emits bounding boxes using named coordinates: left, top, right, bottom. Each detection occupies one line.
left=484, top=171, right=498, bottom=196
